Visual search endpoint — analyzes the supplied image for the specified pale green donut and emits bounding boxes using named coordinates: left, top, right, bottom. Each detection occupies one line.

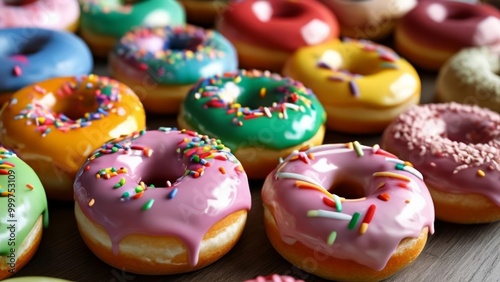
left=436, top=47, right=500, bottom=112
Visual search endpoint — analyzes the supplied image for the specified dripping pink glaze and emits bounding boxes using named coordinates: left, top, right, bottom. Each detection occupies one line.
left=218, top=0, right=338, bottom=51
left=382, top=103, right=500, bottom=206
left=261, top=143, right=435, bottom=271
left=0, top=0, right=80, bottom=30
left=74, top=129, right=251, bottom=267
left=399, top=0, right=500, bottom=50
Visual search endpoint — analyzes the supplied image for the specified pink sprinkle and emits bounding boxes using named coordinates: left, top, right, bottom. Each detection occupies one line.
left=13, top=66, right=22, bottom=76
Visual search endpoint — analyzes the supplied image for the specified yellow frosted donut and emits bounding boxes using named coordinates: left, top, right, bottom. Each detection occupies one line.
left=283, top=38, right=421, bottom=134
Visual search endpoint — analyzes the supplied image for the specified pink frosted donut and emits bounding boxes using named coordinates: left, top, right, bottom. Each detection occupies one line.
left=261, top=142, right=434, bottom=281
left=245, top=274, right=305, bottom=282
left=382, top=103, right=500, bottom=223
left=74, top=128, right=252, bottom=274
left=0, top=0, right=80, bottom=32
left=395, top=0, right=500, bottom=70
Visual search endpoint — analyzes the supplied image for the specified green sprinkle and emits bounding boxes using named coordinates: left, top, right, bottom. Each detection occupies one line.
left=121, top=191, right=130, bottom=198
left=111, top=167, right=117, bottom=172
left=353, top=141, right=364, bottom=157
left=348, top=212, right=361, bottom=230
left=113, top=177, right=126, bottom=189
left=142, top=199, right=154, bottom=211
left=395, top=163, right=405, bottom=170
left=327, top=231, right=337, bottom=245
left=135, top=186, right=143, bottom=193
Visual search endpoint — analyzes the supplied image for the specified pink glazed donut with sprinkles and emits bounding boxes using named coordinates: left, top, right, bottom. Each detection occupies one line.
left=0, top=0, right=80, bottom=32
left=73, top=128, right=252, bottom=275
left=261, top=142, right=434, bottom=281
left=382, top=103, right=500, bottom=224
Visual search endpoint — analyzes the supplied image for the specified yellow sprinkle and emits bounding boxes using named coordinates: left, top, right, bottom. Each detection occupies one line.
left=373, top=171, right=411, bottom=182
left=375, top=182, right=385, bottom=190
left=404, top=161, right=413, bottom=167
left=477, top=170, right=485, bottom=177
left=88, top=198, right=95, bottom=207
left=359, top=222, right=368, bottom=234
left=259, top=87, right=266, bottom=98
left=346, top=142, right=353, bottom=149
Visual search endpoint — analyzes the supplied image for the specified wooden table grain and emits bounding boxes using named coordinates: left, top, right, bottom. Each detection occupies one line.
left=9, top=63, right=500, bottom=282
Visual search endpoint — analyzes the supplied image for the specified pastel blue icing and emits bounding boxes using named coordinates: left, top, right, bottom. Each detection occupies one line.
left=0, top=28, right=93, bottom=93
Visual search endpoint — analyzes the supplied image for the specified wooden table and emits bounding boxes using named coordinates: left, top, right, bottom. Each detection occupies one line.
left=9, top=62, right=500, bottom=282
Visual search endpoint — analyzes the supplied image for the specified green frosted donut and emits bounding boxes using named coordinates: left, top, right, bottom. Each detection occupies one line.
left=0, top=147, right=48, bottom=277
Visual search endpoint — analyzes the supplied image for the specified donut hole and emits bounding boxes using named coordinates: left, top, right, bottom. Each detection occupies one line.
left=0, top=35, right=49, bottom=57
left=166, top=33, right=205, bottom=52
left=446, top=10, right=474, bottom=21
left=328, top=177, right=366, bottom=199
left=3, top=0, right=38, bottom=6
left=138, top=172, right=180, bottom=188
left=223, top=81, right=280, bottom=109
left=272, top=3, right=304, bottom=18
left=441, top=113, right=494, bottom=144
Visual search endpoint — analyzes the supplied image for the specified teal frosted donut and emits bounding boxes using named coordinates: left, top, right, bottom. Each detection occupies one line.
left=109, top=25, right=238, bottom=114
left=177, top=70, right=327, bottom=179
left=79, top=0, right=186, bottom=56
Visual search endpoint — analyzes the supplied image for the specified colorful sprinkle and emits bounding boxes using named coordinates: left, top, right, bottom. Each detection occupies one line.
left=348, top=212, right=360, bottom=230
left=377, top=193, right=391, bottom=201
left=477, top=170, right=485, bottom=177
left=26, top=184, right=34, bottom=190
left=327, top=231, right=337, bottom=246
left=307, top=209, right=352, bottom=221
left=353, top=141, right=364, bottom=157
left=88, top=198, right=95, bottom=207
left=373, top=171, right=411, bottom=182
left=141, top=198, right=154, bottom=211
left=167, top=187, right=178, bottom=199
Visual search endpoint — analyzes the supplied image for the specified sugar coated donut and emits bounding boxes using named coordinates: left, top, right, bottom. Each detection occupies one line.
left=436, top=47, right=500, bottom=113
left=283, top=38, right=420, bottom=134
left=177, top=70, right=326, bottom=179
left=179, top=0, right=229, bottom=26
left=0, top=147, right=48, bottom=280
left=79, top=0, right=186, bottom=57
left=109, top=25, right=237, bottom=114
left=382, top=103, right=500, bottom=223
left=262, top=142, right=434, bottom=281
left=245, top=274, right=305, bottom=282
left=0, top=74, right=146, bottom=201
left=318, top=0, right=417, bottom=40
left=217, top=0, right=339, bottom=72
left=395, top=0, right=500, bottom=70
left=73, top=128, right=252, bottom=275
left=0, top=28, right=93, bottom=105
left=0, top=0, right=80, bottom=32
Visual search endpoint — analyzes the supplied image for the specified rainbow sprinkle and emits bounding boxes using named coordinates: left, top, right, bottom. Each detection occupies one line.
left=14, top=75, right=122, bottom=137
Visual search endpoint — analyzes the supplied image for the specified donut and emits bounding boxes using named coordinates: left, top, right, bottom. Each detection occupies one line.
left=0, top=0, right=80, bottom=32
left=0, top=27, right=93, bottom=105
left=261, top=142, right=435, bottom=281
left=109, top=25, right=238, bottom=114
left=436, top=47, right=500, bottom=113
left=0, top=147, right=48, bottom=280
left=382, top=103, right=500, bottom=223
left=318, top=0, right=417, bottom=40
left=177, top=70, right=327, bottom=179
left=79, top=0, right=186, bottom=57
left=245, top=274, right=305, bottom=282
left=3, top=277, right=70, bottom=282
left=395, top=0, right=500, bottom=71
left=0, top=74, right=146, bottom=201
left=73, top=128, right=252, bottom=275
left=283, top=38, right=420, bottom=134
left=178, top=0, right=229, bottom=26
left=217, top=0, right=339, bottom=72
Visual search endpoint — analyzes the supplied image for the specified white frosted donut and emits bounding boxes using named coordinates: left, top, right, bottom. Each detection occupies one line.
left=436, top=47, right=500, bottom=112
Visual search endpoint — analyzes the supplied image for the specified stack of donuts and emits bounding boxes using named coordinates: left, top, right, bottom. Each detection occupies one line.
left=0, top=0, right=499, bottom=281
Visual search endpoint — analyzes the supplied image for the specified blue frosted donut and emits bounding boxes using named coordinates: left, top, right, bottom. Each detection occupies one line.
left=0, top=28, right=93, bottom=100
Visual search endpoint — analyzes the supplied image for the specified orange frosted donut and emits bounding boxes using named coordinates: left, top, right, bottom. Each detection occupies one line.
left=395, top=0, right=500, bottom=71
left=283, top=38, right=420, bottom=134
left=74, top=128, right=251, bottom=274
left=262, top=142, right=434, bottom=281
left=318, top=0, right=417, bottom=40
left=0, top=75, right=146, bottom=200
left=217, top=0, right=339, bottom=72
left=382, top=103, right=500, bottom=223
